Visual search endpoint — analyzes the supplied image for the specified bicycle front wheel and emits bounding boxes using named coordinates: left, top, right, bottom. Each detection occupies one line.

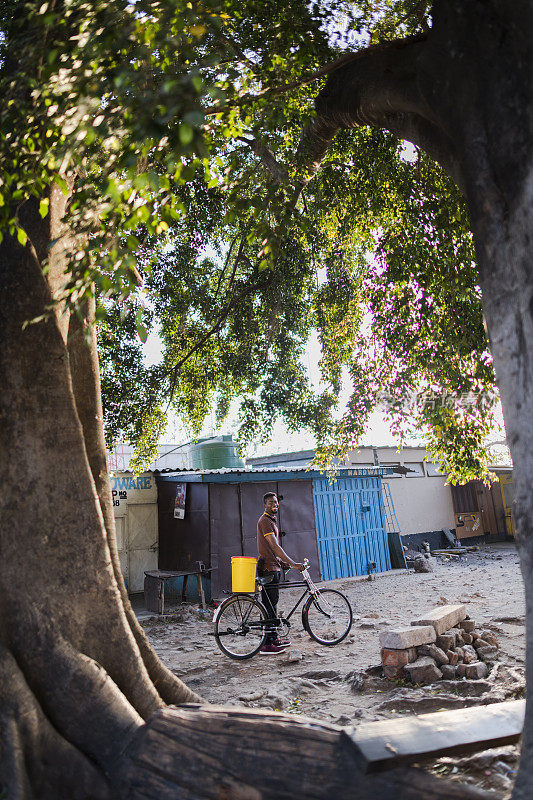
left=214, top=594, right=267, bottom=659
left=302, top=589, right=352, bottom=645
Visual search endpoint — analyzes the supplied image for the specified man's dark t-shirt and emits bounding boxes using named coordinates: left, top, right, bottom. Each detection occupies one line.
left=257, top=512, right=282, bottom=573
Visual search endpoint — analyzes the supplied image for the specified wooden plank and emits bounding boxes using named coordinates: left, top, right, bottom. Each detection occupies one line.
left=117, top=705, right=495, bottom=799
left=345, top=699, right=525, bottom=772
left=143, top=574, right=163, bottom=614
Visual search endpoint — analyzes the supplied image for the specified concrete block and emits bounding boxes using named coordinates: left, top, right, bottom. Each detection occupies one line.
left=404, top=657, right=442, bottom=684
left=462, top=632, right=473, bottom=645
left=465, top=662, right=489, bottom=680
left=411, top=605, right=467, bottom=635
left=383, top=665, right=403, bottom=680
left=427, top=644, right=449, bottom=665
left=477, top=645, right=499, bottom=660
left=381, top=648, right=417, bottom=668
left=441, top=664, right=457, bottom=679
left=379, top=626, right=436, bottom=650
left=436, top=634, right=455, bottom=651
left=460, top=619, right=476, bottom=632
left=473, top=638, right=491, bottom=651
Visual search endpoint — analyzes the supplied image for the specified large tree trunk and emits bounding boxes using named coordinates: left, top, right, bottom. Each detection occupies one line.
left=67, top=298, right=199, bottom=705
left=309, top=2, right=532, bottom=797
left=0, top=194, right=196, bottom=797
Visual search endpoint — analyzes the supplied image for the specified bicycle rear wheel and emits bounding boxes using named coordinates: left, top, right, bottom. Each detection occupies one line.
left=302, top=589, right=352, bottom=645
left=214, top=594, right=267, bottom=659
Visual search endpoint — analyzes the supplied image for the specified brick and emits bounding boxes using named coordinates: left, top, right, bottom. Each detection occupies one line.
left=428, top=644, right=449, bottom=665
left=455, top=646, right=464, bottom=661
left=379, top=626, right=436, bottom=650
left=477, top=645, right=499, bottom=660
left=456, top=663, right=467, bottom=678
left=462, top=633, right=473, bottom=645
left=463, top=645, right=477, bottom=664
left=473, top=638, right=491, bottom=651
left=455, top=632, right=465, bottom=646
left=447, top=650, right=459, bottom=666
left=465, top=662, right=489, bottom=680
left=381, top=648, right=417, bottom=668
left=479, top=631, right=499, bottom=647
left=460, top=619, right=476, bottom=632
left=411, top=605, right=467, bottom=636
left=436, top=634, right=455, bottom=651
left=441, top=664, right=457, bottom=680
left=418, top=643, right=449, bottom=664
left=404, top=657, right=442, bottom=684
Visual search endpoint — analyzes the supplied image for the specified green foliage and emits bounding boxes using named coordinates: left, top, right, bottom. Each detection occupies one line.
left=2, top=0, right=496, bottom=480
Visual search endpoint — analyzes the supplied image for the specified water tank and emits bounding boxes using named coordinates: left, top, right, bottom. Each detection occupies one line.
left=188, top=435, right=244, bottom=470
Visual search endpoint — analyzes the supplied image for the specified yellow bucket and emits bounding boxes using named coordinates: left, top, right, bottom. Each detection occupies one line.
left=231, top=556, right=257, bottom=592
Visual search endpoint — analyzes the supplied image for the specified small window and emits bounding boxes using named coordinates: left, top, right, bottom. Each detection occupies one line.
left=404, top=462, right=424, bottom=478
left=425, top=461, right=445, bottom=477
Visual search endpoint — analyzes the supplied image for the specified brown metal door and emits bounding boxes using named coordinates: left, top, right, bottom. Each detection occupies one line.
left=239, top=481, right=278, bottom=558
left=209, top=483, right=242, bottom=598
left=157, top=480, right=208, bottom=570
left=277, top=480, right=321, bottom=581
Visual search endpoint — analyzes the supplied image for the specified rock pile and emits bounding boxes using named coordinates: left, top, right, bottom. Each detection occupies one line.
left=379, top=604, right=499, bottom=683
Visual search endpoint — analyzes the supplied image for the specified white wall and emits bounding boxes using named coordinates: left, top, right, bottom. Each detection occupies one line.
left=111, top=472, right=159, bottom=592
left=348, top=446, right=455, bottom=535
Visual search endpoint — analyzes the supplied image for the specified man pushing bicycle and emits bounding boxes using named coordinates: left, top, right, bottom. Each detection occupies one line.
left=257, top=492, right=305, bottom=655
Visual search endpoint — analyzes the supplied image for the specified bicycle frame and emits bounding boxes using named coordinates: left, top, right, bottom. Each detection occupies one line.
left=255, top=569, right=323, bottom=627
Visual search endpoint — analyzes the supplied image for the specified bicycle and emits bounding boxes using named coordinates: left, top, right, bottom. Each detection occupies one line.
left=212, top=559, right=353, bottom=660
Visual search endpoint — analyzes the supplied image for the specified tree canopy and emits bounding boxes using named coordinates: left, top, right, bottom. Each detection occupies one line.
left=2, top=0, right=498, bottom=481
left=1, top=2, right=532, bottom=798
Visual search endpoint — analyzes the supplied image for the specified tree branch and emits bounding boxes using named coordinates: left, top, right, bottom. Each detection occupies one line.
left=239, top=138, right=289, bottom=185
left=202, top=35, right=427, bottom=117
left=304, top=33, right=465, bottom=191
left=167, top=269, right=273, bottom=400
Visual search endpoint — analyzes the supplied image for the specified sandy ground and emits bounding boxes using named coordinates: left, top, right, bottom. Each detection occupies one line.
left=140, top=542, right=525, bottom=795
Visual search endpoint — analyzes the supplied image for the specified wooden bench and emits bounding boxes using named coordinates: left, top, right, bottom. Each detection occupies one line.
left=144, top=563, right=213, bottom=613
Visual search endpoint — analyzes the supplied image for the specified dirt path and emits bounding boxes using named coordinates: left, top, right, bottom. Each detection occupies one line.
left=141, top=542, right=525, bottom=795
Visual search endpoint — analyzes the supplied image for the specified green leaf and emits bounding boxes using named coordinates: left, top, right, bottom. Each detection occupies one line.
left=178, top=123, right=194, bottom=145
left=17, top=227, right=27, bottom=246
left=39, top=198, right=50, bottom=218
left=136, top=308, right=148, bottom=343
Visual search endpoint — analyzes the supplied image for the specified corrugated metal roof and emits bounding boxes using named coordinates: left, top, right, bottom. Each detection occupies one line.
left=154, top=465, right=397, bottom=482
left=155, top=465, right=388, bottom=474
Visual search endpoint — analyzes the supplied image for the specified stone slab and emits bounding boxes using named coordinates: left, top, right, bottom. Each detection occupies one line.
left=379, top=625, right=436, bottom=650
left=411, top=605, right=467, bottom=635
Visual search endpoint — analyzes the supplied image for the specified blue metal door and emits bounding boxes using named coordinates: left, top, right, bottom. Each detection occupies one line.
left=313, top=476, right=391, bottom=580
